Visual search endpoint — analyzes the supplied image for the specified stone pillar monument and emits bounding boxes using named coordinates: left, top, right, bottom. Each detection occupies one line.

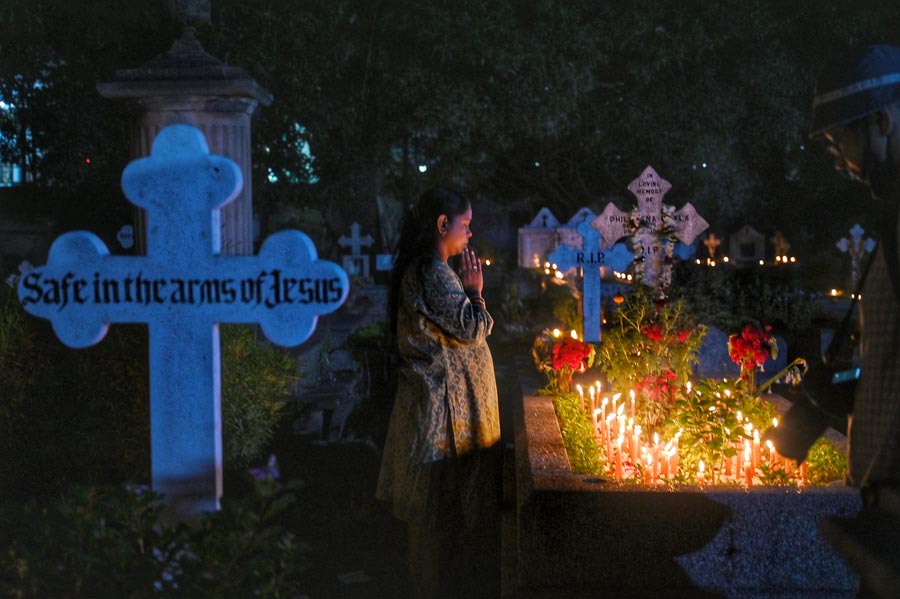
left=98, top=5, right=272, bottom=255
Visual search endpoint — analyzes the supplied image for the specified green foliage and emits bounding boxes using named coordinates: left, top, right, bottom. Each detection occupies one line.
left=220, top=326, right=297, bottom=468
left=0, top=473, right=308, bottom=598
left=542, top=280, right=580, bottom=332
left=0, top=284, right=44, bottom=436
left=667, top=377, right=775, bottom=483
left=679, top=267, right=816, bottom=337
left=805, top=438, right=848, bottom=486
left=596, top=287, right=704, bottom=429
left=553, top=392, right=604, bottom=477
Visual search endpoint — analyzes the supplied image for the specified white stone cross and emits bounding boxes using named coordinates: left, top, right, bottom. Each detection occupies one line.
left=339, top=222, right=375, bottom=278
left=549, top=220, right=632, bottom=342
left=593, top=165, right=708, bottom=287
left=18, top=125, right=348, bottom=517
left=836, top=224, right=876, bottom=288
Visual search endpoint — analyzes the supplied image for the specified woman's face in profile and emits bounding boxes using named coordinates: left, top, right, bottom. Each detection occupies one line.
left=441, top=205, right=473, bottom=257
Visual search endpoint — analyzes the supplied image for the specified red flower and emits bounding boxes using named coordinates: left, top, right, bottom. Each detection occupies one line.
left=634, top=369, right=679, bottom=403
left=676, top=329, right=691, bottom=343
left=641, top=324, right=665, bottom=342
left=551, top=337, right=593, bottom=372
left=728, top=325, right=777, bottom=373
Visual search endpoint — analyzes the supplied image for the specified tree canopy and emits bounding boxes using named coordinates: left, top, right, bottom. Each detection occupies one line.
left=3, top=0, right=900, bottom=257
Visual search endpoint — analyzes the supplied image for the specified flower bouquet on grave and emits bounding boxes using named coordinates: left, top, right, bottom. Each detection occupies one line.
left=595, top=287, right=704, bottom=430
left=532, top=329, right=596, bottom=396
left=727, top=324, right=778, bottom=394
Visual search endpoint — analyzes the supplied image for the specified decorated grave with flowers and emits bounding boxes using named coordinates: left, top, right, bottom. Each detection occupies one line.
left=511, top=167, right=860, bottom=598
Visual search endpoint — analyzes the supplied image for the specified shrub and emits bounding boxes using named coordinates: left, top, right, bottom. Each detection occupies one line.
left=0, top=468, right=308, bottom=598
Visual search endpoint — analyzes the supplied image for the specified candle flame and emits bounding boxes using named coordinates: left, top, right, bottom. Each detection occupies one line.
left=629, top=389, right=635, bottom=401
left=753, top=429, right=759, bottom=441
left=653, top=432, right=659, bottom=445
left=576, top=383, right=583, bottom=395
left=612, top=392, right=622, bottom=401
left=772, top=417, right=779, bottom=428
left=570, top=329, right=578, bottom=339
left=686, top=381, right=692, bottom=394
left=552, top=328, right=561, bottom=338
left=698, top=460, right=705, bottom=474
left=766, top=440, right=775, bottom=451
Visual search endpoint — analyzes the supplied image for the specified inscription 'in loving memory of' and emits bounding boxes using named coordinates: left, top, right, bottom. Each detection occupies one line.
left=20, top=270, right=344, bottom=309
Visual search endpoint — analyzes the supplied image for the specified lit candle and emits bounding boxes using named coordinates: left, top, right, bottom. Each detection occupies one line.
left=630, top=389, right=636, bottom=419
left=800, top=461, right=808, bottom=486
left=752, top=429, right=761, bottom=470
left=766, top=439, right=779, bottom=469
left=592, top=408, right=602, bottom=440
left=686, top=380, right=692, bottom=395
left=606, top=426, right=614, bottom=464
left=606, top=413, right=616, bottom=451
left=589, top=386, right=596, bottom=414
left=632, top=425, right=641, bottom=465
left=644, top=455, right=654, bottom=484
left=661, top=445, right=670, bottom=479
left=653, top=432, right=660, bottom=467
left=724, top=435, right=732, bottom=476
left=744, top=443, right=753, bottom=486
left=600, top=397, right=608, bottom=422
left=616, top=436, right=624, bottom=480
left=576, top=384, right=585, bottom=411
left=698, top=460, right=706, bottom=485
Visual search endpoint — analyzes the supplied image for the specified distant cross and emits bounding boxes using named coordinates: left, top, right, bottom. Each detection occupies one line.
left=704, top=233, right=721, bottom=259
left=18, top=125, right=348, bottom=517
left=339, top=222, right=375, bottom=279
left=339, top=222, right=375, bottom=256
left=770, top=230, right=790, bottom=259
left=549, top=220, right=632, bottom=342
left=836, top=224, right=876, bottom=288
left=593, top=166, right=708, bottom=287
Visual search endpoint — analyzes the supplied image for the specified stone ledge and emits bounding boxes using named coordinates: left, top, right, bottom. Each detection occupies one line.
left=514, top=394, right=861, bottom=598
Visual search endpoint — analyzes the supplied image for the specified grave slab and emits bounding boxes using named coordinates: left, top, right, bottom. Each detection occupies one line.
left=513, top=394, right=860, bottom=598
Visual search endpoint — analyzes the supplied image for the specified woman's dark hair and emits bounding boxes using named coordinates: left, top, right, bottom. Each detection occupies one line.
left=387, top=186, right=470, bottom=344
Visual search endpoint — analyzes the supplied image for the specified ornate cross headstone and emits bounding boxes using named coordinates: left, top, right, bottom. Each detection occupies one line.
left=18, top=125, right=348, bottom=517
left=837, top=224, right=876, bottom=288
left=339, top=222, right=375, bottom=279
left=594, top=166, right=709, bottom=288
left=549, top=220, right=632, bottom=342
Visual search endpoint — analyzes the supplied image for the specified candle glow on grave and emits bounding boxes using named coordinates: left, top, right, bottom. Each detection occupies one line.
left=578, top=377, right=812, bottom=486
